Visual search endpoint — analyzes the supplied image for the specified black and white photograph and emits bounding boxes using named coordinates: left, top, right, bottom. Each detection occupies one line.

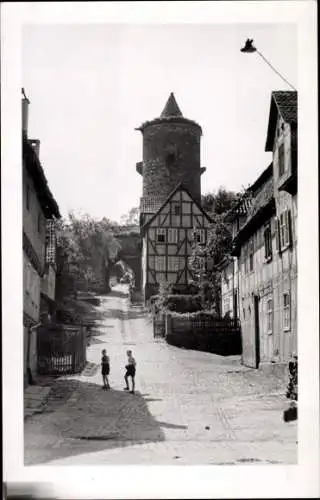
left=2, top=1, right=318, bottom=498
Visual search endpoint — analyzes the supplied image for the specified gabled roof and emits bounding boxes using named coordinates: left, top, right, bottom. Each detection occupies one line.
left=160, top=92, right=183, bottom=118
left=141, top=182, right=212, bottom=233
left=23, top=133, right=61, bottom=218
left=265, top=91, right=298, bottom=151
left=248, top=162, right=273, bottom=195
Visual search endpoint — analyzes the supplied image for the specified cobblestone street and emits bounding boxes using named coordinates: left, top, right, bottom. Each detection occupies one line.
left=24, top=285, right=297, bottom=465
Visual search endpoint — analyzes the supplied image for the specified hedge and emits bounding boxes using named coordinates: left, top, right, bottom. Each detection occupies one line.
left=162, top=294, right=203, bottom=313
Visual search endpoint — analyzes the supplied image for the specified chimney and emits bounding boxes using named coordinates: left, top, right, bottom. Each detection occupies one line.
left=30, top=139, right=40, bottom=157
left=22, top=88, right=30, bottom=136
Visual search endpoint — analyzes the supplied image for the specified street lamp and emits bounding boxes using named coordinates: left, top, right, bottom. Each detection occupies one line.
left=240, top=39, right=296, bottom=91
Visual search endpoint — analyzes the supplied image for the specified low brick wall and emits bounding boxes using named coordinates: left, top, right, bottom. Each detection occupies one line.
left=165, top=313, right=242, bottom=356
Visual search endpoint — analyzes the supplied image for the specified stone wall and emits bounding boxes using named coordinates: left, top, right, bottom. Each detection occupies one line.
left=141, top=121, right=202, bottom=203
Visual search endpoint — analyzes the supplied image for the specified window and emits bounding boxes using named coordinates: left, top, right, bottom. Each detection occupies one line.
left=248, top=239, right=254, bottom=272
left=283, top=293, right=291, bottom=331
left=194, top=229, right=206, bottom=244
left=172, top=203, right=181, bottom=216
left=280, top=211, right=290, bottom=248
left=155, top=256, right=166, bottom=272
left=278, top=143, right=285, bottom=177
left=264, top=224, right=272, bottom=260
left=276, top=211, right=293, bottom=252
left=156, top=228, right=166, bottom=243
left=26, top=185, right=30, bottom=210
left=267, top=297, right=273, bottom=334
left=168, top=228, right=178, bottom=244
left=168, top=256, right=181, bottom=272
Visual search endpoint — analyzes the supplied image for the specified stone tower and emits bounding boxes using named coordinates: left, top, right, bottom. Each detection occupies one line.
left=136, top=93, right=206, bottom=220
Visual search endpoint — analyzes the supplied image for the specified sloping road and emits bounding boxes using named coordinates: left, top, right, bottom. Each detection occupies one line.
left=24, top=284, right=297, bottom=465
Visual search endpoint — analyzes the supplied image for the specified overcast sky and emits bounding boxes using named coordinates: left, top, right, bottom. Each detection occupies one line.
left=22, top=23, right=297, bottom=222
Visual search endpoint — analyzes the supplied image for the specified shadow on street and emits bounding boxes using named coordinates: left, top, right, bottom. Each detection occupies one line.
left=24, top=378, right=185, bottom=465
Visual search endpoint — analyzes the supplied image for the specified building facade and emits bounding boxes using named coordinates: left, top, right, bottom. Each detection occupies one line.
left=22, top=89, right=60, bottom=386
left=226, top=91, right=297, bottom=369
left=141, top=184, right=212, bottom=300
left=136, top=93, right=210, bottom=301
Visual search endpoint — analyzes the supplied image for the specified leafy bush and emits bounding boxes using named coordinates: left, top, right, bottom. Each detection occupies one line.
left=162, top=294, right=203, bottom=313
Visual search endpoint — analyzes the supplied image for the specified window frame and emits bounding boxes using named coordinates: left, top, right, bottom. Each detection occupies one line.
left=280, top=211, right=289, bottom=249
left=266, top=297, right=273, bottom=335
left=194, top=228, right=206, bottom=245
left=156, top=228, right=166, bottom=244
left=167, top=256, right=181, bottom=272
left=155, top=255, right=166, bottom=272
left=168, top=228, right=178, bottom=244
left=264, top=223, right=273, bottom=261
left=248, top=239, right=254, bottom=272
left=283, top=292, right=291, bottom=331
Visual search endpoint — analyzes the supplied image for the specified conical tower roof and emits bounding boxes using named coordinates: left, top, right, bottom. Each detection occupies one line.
left=136, top=92, right=202, bottom=133
left=160, top=92, right=183, bottom=118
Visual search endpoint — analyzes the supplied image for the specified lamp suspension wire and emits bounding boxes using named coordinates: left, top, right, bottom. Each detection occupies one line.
left=256, top=50, right=296, bottom=91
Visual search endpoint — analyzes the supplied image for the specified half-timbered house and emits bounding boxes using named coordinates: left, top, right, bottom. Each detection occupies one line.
left=141, top=184, right=211, bottom=301
left=136, top=93, right=210, bottom=301
left=225, top=91, right=297, bottom=371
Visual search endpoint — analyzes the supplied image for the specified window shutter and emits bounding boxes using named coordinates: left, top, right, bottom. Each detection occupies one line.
left=275, top=217, right=281, bottom=253
left=287, top=210, right=293, bottom=247
left=263, top=229, right=267, bottom=259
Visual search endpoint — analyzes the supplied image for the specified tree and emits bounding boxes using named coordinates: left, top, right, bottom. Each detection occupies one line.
left=120, top=206, right=140, bottom=226
left=56, top=212, right=121, bottom=298
left=201, top=187, right=239, bottom=218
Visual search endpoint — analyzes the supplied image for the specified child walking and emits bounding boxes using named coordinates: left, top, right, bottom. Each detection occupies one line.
left=124, top=350, right=136, bottom=394
left=101, top=349, right=110, bottom=390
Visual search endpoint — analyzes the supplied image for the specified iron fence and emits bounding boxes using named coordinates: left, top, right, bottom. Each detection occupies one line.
left=37, top=323, right=86, bottom=375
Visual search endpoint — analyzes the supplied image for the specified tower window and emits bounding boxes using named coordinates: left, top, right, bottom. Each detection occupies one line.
left=165, top=153, right=176, bottom=167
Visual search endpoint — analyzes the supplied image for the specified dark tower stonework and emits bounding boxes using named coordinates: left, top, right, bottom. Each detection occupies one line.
left=136, top=93, right=206, bottom=216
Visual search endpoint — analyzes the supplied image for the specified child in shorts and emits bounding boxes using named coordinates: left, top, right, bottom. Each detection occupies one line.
left=124, top=350, right=136, bottom=394
left=101, top=349, right=110, bottom=390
